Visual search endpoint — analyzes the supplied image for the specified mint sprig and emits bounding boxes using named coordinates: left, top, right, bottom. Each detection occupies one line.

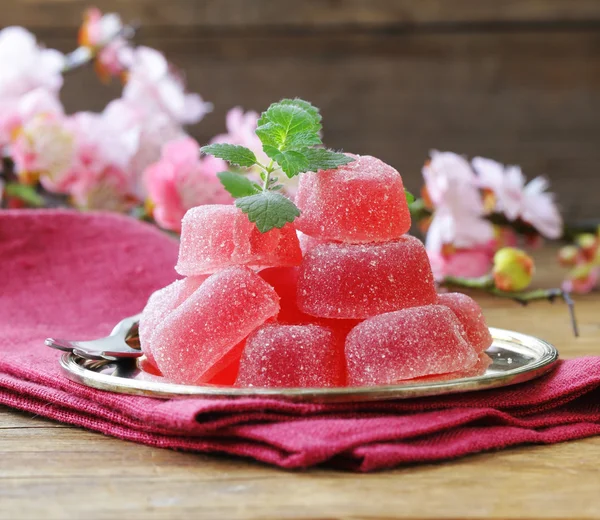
left=200, top=98, right=354, bottom=233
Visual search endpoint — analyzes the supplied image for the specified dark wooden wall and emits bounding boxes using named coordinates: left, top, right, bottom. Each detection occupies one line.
left=4, top=0, right=600, bottom=223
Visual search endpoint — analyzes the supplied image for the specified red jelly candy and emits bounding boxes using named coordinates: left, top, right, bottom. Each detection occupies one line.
left=297, top=236, right=437, bottom=319
left=438, top=292, right=493, bottom=353
left=294, top=154, right=411, bottom=243
left=153, top=267, right=280, bottom=384
left=176, top=205, right=302, bottom=276
left=345, top=305, right=478, bottom=386
left=139, top=276, right=206, bottom=368
left=236, top=324, right=346, bottom=388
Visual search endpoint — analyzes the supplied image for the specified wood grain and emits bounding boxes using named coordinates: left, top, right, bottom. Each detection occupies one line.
left=1, top=247, right=600, bottom=520
left=4, top=0, right=600, bottom=29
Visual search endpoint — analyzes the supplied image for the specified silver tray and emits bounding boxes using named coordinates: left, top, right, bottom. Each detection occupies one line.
left=60, top=327, right=559, bottom=402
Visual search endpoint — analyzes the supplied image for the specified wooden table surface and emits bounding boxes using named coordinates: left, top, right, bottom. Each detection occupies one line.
left=1, top=248, right=599, bottom=520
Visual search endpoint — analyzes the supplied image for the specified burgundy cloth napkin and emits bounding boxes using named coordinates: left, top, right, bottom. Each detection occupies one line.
left=1, top=209, right=600, bottom=472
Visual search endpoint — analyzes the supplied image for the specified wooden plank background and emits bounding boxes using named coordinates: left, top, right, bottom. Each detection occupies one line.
left=4, top=0, right=600, bottom=223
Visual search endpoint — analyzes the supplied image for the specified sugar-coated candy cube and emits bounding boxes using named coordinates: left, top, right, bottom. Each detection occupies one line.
left=153, top=267, right=280, bottom=384
left=236, top=324, right=345, bottom=388
left=297, top=236, right=437, bottom=319
left=438, top=292, right=493, bottom=353
left=176, top=205, right=302, bottom=276
left=139, top=276, right=206, bottom=368
left=259, top=266, right=362, bottom=335
left=294, top=154, right=411, bottom=243
left=345, top=305, right=478, bottom=386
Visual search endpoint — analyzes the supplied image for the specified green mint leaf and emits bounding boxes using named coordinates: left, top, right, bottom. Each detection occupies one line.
left=263, top=145, right=309, bottom=178
left=285, top=131, right=322, bottom=149
left=256, top=102, right=321, bottom=151
left=217, top=171, right=261, bottom=198
left=255, top=122, right=286, bottom=148
left=235, top=191, right=301, bottom=233
left=200, top=144, right=257, bottom=168
left=405, top=189, right=416, bottom=204
left=303, top=148, right=354, bottom=171
left=278, top=98, right=322, bottom=125
left=4, top=183, right=44, bottom=207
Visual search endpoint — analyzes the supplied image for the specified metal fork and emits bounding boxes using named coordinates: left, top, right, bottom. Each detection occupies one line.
left=45, top=314, right=142, bottom=361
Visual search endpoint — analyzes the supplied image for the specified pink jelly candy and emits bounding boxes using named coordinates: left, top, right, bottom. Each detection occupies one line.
left=345, top=305, right=478, bottom=386
left=438, top=292, right=493, bottom=353
left=236, top=324, right=345, bottom=388
left=139, top=276, right=206, bottom=368
left=259, top=266, right=362, bottom=334
left=176, top=205, right=302, bottom=276
left=294, top=154, right=411, bottom=243
left=153, top=267, right=280, bottom=384
left=297, top=236, right=437, bottom=319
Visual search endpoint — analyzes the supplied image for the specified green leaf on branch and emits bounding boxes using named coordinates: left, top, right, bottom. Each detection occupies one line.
left=304, top=148, right=354, bottom=172
left=235, top=191, right=301, bottom=233
left=217, top=171, right=261, bottom=198
left=278, top=98, right=322, bottom=125
left=4, top=183, right=44, bottom=207
left=200, top=144, right=257, bottom=168
left=285, top=131, right=323, bottom=149
left=255, top=122, right=286, bottom=148
left=256, top=102, right=321, bottom=151
left=405, top=189, right=415, bottom=204
left=262, top=145, right=309, bottom=178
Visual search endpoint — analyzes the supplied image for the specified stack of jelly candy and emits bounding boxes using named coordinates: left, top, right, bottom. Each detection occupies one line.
left=139, top=154, right=493, bottom=388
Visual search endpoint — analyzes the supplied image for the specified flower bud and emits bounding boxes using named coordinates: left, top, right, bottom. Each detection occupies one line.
left=562, top=264, right=599, bottom=294
left=576, top=233, right=598, bottom=262
left=493, top=247, right=535, bottom=292
left=557, top=245, right=580, bottom=268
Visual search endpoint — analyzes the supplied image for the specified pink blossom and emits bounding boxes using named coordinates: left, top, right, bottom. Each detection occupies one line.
left=422, top=151, right=494, bottom=255
left=122, top=47, right=211, bottom=126
left=2, top=87, right=64, bottom=145
left=472, top=156, right=563, bottom=239
left=428, top=248, right=493, bottom=281
left=11, top=113, right=75, bottom=188
left=62, top=104, right=141, bottom=209
left=144, top=137, right=233, bottom=231
left=0, top=27, right=64, bottom=145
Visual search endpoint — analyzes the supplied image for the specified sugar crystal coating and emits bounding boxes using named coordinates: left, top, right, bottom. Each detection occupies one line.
left=345, top=305, right=478, bottom=386
left=236, top=324, right=345, bottom=388
left=153, top=267, right=280, bottom=384
left=297, top=236, right=437, bottom=319
left=438, top=292, right=493, bottom=353
left=297, top=231, right=329, bottom=254
left=176, top=205, right=302, bottom=275
left=139, top=276, right=206, bottom=368
left=294, top=154, right=411, bottom=243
